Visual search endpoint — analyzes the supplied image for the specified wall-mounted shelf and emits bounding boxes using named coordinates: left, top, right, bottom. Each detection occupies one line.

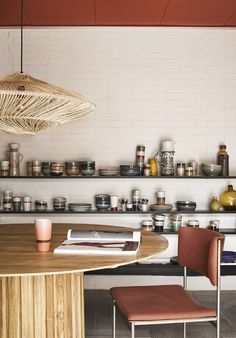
left=85, top=262, right=236, bottom=276
left=0, top=175, right=236, bottom=179
left=0, top=210, right=236, bottom=215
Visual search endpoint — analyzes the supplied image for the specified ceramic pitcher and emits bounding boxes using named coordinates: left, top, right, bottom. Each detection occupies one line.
left=154, top=141, right=175, bottom=176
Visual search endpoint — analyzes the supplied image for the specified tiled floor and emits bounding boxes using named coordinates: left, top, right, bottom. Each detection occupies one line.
left=85, top=290, right=236, bottom=338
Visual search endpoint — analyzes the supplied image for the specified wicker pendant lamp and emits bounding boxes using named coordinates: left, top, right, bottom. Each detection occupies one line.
left=0, top=1, right=95, bottom=135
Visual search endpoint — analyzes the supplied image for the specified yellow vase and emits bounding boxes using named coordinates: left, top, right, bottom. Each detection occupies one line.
left=209, top=196, right=221, bottom=212
left=220, top=185, right=236, bottom=211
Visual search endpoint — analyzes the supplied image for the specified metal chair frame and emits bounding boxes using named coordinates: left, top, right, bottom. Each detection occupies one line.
left=112, top=239, right=222, bottom=338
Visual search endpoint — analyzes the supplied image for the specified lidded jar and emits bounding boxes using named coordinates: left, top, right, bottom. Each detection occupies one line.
left=220, top=185, right=236, bottom=211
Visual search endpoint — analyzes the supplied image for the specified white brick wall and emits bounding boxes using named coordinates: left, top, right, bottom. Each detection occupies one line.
left=0, top=27, right=236, bottom=289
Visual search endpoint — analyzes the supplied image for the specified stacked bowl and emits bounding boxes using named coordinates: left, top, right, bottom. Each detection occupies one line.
left=95, top=194, right=111, bottom=210
left=68, top=203, right=92, bottom=212
left=99, top=168, right=119, bottom=176
left=53, top=197, right=66, bottom=211
left=50, top=162, right=64, bottom=176
left=120, top=165, right=140, bottom=176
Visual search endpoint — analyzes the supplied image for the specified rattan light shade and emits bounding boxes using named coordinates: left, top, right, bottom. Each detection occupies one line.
left=0, top=72, right=95, bottom=135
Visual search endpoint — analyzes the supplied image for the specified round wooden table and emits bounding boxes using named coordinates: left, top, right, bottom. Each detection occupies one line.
left=0, top=223, right=168, bottom=338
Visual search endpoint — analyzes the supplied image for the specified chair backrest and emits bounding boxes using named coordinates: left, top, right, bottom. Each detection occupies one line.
left=178, top=227, right=224, bottom=286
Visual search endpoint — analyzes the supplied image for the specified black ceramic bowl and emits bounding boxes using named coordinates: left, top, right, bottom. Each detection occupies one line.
left=79, top=161, right=95, bottom=176
left=176, top=201, right=197, bottom=211
left=95, top=194, right=111, bottom=210
left=120, top=165, right=141, bottom=176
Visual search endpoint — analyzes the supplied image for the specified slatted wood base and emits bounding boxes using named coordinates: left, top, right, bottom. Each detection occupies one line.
left=0, top=272, right=84, bottom=338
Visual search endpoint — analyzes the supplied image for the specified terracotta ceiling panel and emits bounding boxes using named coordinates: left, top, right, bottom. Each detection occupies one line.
left=24, top=0, right=95, bottom=26
left=225, top=11, right=236, bottom=26
left=1, top=0, right=236, bottom=27
left=162, top=0, right=236, bottom=26
left=0, top=0, right=31, bottom=26
left=95, top=0, right=169, bottom=25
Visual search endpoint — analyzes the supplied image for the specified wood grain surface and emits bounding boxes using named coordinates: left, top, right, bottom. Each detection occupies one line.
left=0, top=223, right=168, bottom=338
left=0, top=223, right=168, bottom=276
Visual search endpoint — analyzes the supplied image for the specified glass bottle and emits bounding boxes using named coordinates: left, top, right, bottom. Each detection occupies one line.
left=209, top=196, right=221, bottom=212
left=220, top=184, right=236, bottom=210
left=217, top=145, right=229, bottom=176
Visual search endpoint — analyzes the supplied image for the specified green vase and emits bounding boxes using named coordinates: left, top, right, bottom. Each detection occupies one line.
left=210, top=196, right=221, bottom=212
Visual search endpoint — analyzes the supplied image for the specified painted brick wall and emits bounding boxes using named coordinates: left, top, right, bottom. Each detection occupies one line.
left=0, top=27, right=236, bottom=164
left=0, top=27, right=236, bottom=288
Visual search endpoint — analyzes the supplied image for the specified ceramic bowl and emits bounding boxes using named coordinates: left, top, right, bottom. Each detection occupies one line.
left=120, top=165, right=140, bottom=176
left=65, top=161, right=80, bottom=176
left=150, top=204, right=173, bottom=212
left=35, top=200, right=47, bottom=212
left=201, top=163, right=221, bottom=177
left=50, top=162, right=64, bottom=176
left=176, top=201, right=197, bottom=211
left=80, top=161, right=95, bottom=176
left=95, top=194, right=111, bottom=210
left=68, top=203, right=92, bottom=212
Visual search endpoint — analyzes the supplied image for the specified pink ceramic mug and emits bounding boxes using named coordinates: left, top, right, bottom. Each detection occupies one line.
left=34, top=218, right=52, bottom=252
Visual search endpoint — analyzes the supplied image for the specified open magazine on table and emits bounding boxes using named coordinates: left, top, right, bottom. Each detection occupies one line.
left=54, top=229, right=141, bottom=255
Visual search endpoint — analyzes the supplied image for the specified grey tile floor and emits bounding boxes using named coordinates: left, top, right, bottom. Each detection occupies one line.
left=85, top=290, right=236, bottom=338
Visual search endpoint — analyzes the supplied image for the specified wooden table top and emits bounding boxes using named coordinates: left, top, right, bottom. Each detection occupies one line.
left=0, top=223, right=168, bottom=277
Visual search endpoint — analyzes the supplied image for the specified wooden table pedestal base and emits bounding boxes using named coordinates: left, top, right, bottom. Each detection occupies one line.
left=0, top=272, right=84, bottom=338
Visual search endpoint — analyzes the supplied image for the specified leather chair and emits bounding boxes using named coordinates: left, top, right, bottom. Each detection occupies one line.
left=110, top=227, right=224, bottom=338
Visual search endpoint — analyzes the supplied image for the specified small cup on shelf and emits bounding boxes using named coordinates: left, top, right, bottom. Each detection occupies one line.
left=50, top=162, right=64, bottom=176
left=23, top=196, right=32, bottom=211
left=35, top=200, right=48, bottom=212
left=176, top=162, right=185, bottom=177
left=0, top=160, right=10, bottom=176
left=65, top=161, right=80, bottom=176
left=32, top=160, right=42, bottom=177
left=12, top=196, right=22, bottom=212
left=156, top=191, right=165, bottom=205
left=53, top=197, right=66, bottom=211
left=42, top=162, right=52, bottom=176
left=79, top=161, right=95, bottom=176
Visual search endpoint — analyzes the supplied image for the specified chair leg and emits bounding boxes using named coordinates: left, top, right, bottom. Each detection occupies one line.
left=112, top=302, right=116, bottom=338
left=216, top=318, right=220, bottom=338
left=183, top=322, right=186, bottom=338
left=131, top=322, right=135, bottom=338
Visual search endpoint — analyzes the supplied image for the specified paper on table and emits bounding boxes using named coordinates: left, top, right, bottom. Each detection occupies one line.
left=67, top=229, right=141, bottom=242
left=54, top=229, right=141, bottom=255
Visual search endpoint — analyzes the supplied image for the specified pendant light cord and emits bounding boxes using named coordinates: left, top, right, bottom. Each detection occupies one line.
left=20, top=0, right=23, bottom=73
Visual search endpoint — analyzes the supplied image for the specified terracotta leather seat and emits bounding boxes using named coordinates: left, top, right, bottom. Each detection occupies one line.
left=110, top=227, right=224, bottom=338
left=110, top=284, right=216, bottom=321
